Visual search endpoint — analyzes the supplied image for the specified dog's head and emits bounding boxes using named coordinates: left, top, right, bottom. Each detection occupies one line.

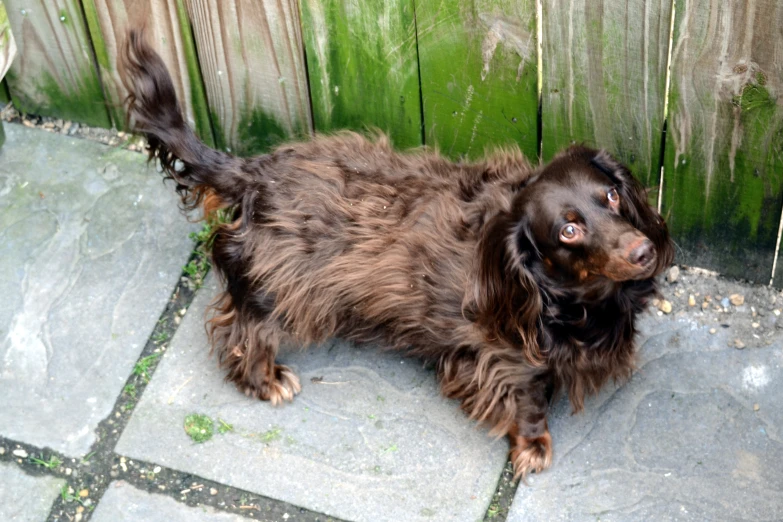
left=512, top=146, right=673, bottom=287
left=475, top=146, right=673, bottom=365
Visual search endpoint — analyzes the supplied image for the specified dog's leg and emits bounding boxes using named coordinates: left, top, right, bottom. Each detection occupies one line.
left=437, top=350, right=553, bottom=478
left=208, top=292, right=301, bottom=405
left=507, top=378, right=552, bottom=480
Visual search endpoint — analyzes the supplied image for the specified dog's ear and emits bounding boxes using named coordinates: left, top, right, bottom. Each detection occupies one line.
left=591, top=150, right=674, bottom=275
left=473, top=213, right=544, bottom=366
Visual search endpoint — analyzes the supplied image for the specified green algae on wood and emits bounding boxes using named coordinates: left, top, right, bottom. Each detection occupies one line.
left=79, top=0, right=214, bottom=145
left=3, top=0, right=110, bottom=127
left=541, top=0, right=672, bottom=188
left=416, top=0, right=538, bottom=160
left=662, top=0, right=783, bottom=284
left=185, top=0, right=311, bottom=156
left=299, top=0, right=422, bottom=150
left=0, top=81, right=9, bottom=104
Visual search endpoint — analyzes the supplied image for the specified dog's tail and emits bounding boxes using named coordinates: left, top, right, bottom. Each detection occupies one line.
left=120, top=29, right=250, bottom=214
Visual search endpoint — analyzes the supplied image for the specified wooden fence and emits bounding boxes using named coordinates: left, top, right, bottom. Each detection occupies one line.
left=2, top=0, right=782, bottom=285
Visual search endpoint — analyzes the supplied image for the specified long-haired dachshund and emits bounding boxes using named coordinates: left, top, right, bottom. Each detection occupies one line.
left=120, top=30, right=673, bottom=478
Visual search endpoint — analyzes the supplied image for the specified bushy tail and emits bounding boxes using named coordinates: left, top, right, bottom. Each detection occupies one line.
left=120, top=29, right=249, bottom=214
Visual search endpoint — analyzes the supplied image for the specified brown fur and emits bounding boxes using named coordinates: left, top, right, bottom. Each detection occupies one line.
left=120, top=30, right=674, bottom=478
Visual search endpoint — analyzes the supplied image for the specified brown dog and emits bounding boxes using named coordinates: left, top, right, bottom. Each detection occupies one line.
left=120, top=31, right=673, bottom=478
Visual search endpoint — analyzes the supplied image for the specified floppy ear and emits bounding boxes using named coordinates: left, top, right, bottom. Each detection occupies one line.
left=472, top=213, right=545, bottom=366
left=591, top=150, right=674, bottom=275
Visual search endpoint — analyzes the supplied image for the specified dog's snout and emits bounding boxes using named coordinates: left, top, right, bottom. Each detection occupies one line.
left=628, top=239, right=655, bottom=266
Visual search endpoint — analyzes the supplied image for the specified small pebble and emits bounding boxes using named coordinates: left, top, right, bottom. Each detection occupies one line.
left=659, top=300, right=673, bottom=314
left=65, top=468, right=72, bottom=475
left=210, top=488, right=218, bottom=496
left=76, top=506, right=85, bottom=514
left=12, top=449, right=28, bottom=458
left=701, top=302, right=709, bottom=310
left=730, top=294, right=745, bottom=306
left=153, top=466, right=161, bottom=473
left=734, top=339, right=746, bottom=350
left=79, top=489, right=89, bottom=498
left=721, top=297, right=730, bottom=308
left=666, top=265, right=680, bottom=283
left=753, top=403, right=760, bottom=411
left=752, top=322, right=760, bottom=328
left=0, top=447, right=5, bottom=455
left=688, top=294, right=696, bottom=307
left=709, top=328, right=717, bottom=334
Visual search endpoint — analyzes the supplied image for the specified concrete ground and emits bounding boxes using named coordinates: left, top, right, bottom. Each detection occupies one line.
left=1, top=121, right=781, bottom=522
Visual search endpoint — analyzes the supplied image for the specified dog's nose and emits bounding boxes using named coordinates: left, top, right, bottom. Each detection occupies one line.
left=628, top=239, right=656, bottom=266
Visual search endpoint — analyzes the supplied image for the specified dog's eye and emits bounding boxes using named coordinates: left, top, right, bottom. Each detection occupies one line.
left=560, top=223, right=580, bottom=241
left=607, top=188, right=620, bottom=204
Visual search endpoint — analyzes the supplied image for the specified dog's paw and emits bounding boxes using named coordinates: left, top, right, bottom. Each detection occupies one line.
left=510, top=431, right=553, bottom=481
left=239, top=364, right=302, bottom=406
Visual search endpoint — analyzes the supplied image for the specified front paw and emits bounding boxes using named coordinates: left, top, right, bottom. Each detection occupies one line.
left=510, top=431, right=552, bottom=480
left=237, top=364, right=302, bottom=406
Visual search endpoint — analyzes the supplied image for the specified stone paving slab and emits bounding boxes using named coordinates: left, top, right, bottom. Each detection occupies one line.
left=92, top=481, right=252, bottom=522
left=0, top=462, right=65, bottom=522
left=0, top=124, right=196, bottom=456
left=117, top=275, right=508, bottom=522
left=509, top=314, right=783, bottom=522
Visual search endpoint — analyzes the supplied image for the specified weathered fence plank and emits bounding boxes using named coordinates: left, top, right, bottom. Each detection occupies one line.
left=541, top=0, right=672, bottom=188
left=298, top=0, right=422, bottom=149
left=416, top=0, right=538, bottom=160
left=81, top=0, right=213, bottom=143
left=3, top=0, right=110, bottom=127
left=0, top=0, right=13, bottom=106
left=185, top=0, right=311, bottom=156
left=662, top=0, right=783, bottom=284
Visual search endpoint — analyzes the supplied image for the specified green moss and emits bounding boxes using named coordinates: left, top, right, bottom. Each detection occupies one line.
left=58, top=9, right=69, bottom=25
left=235, top=107, right=287, bottom=156
left=418, top=0, right=538, bottom=159
left=217, top=418, right=234, bottom=434
left=0, top=2, right=8, bottom=27
left=184, top=413, right=215, bottom=443
left=80, top=0, right=111, bottom=71
left=209, top=110, right=227, bottom=151
left=0, top=80, right=10, bottom=104
left=260, top=426, right=282, bottom=443
left=175, top=0, right=215, bottom=147
left=662, top=76, right=783, bottom=283
left=10, top=69, right=111, bottom=128
left=300, top=0, right=422, bottom=149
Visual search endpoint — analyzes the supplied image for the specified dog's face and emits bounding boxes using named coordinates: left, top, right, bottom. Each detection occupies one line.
left=513, top=146, right=673, bottom=285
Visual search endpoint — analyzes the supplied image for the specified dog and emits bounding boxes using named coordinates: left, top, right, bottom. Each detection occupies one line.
left=120, top=30, right=674, bottom=478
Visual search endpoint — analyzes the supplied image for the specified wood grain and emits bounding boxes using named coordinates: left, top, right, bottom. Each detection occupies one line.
left=3, top=0, right=110, bottom=127
left=661, top=0, right=783, bottom=283
left=416, top=0, right=538, bottom=160
left=185, top=0, right=311, bottom=156
left=0, top=0, right=16, bottom=82
left=81, top=0, right=213, bottom=143
left=541, top=0, right=672, bottom=187
left=298, top=0, right=422, bottom=149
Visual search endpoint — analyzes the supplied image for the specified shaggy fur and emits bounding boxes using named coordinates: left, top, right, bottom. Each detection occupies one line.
left=120, top=30, right=674, bottom=478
